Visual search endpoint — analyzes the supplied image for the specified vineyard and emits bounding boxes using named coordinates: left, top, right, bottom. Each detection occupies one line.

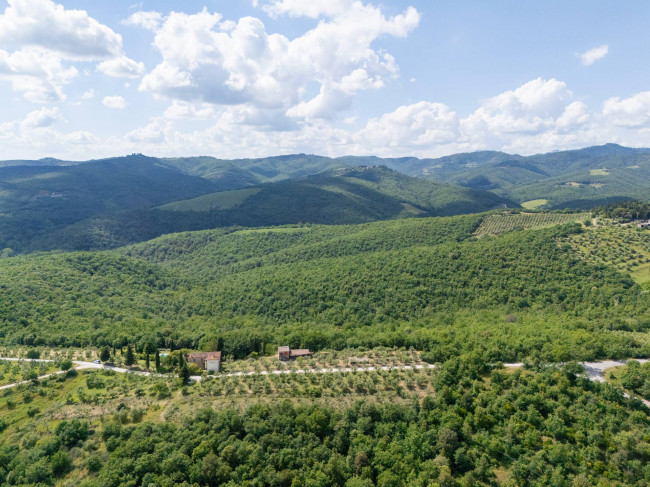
left=474, top=211, right=590, bottom=237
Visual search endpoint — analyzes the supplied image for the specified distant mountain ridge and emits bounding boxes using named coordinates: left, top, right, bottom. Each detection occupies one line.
left=6, top=144, right=648, bottom=210
left=1, top=144, right=648, bottom=253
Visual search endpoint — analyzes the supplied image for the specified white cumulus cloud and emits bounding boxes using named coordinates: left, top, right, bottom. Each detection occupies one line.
left=125, top=118, right=167, bottom=143
left=103, top=95, right=128, bottom=109
left=0, top=0, right=122, bottom=60
left=21, top=106, right=64, bottom=127
left=603, top=91, right=650, bottom=128
left=0, top=0, right=145, bottom=100
left=122, top=10, right=162, bottom=31
left=578, top=45, right=608, bottom=66
left=164, top=101, right=215, bottom=119
left=97, top=56, right=146, bottom=78
left=0, top=47, right=78, bottom=102
left=355, top=101, right=459, bottom=150
left=138, top=3, right=419, bottom=127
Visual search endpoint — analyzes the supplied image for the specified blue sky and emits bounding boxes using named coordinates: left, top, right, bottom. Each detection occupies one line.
left=0, top=0, right=649, bottom=160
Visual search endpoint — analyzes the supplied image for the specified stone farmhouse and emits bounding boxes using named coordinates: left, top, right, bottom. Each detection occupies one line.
left=186, top=351, right=222, bottom=372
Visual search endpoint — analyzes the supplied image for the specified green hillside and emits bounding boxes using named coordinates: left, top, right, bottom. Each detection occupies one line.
left=23, top=166, right=513, bottom=253
left=3, top=145, right=650, bottom=255
left=155, top=166, right=515, bottom=222
left=0, top=155, right=219, bottom=253
left=2, top=211, right=650, bottom=486
left=403, top=144, right=650, bottom=209
left=156, top=188, right=262, bottom=212
left=1, top=214, right=647, bottom=362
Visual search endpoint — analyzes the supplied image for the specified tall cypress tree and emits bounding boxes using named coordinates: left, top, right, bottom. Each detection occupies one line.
left=179, top=363, right=190, bottom=384
left=99, top=346, right=111, bottom=363
left=125, top=344, right=135, bottom=367
left=155, top=349, right=160, bottom=371
left=145, top=353, right=150, bottom=370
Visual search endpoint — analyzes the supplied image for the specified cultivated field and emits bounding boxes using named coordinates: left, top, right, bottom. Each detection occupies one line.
left=474, top=211, right=590, bottom=237
left=569, top=224, right=650, bottom=286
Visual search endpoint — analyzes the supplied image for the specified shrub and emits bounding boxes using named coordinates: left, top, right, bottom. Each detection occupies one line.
left=56, top=420, right=89, bottom=447
left=86, top=455, right=103, bottom=473
left=26, top=350, right=40, bottom=359
left=59, top=359, right=73, bottom=371
left=51, top=451, right=72, bottom=476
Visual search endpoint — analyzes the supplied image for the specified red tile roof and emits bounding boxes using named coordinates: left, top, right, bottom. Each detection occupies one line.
left=187, top=351, right=221, bottom=360
left=289, top=349, right=311, bottom=357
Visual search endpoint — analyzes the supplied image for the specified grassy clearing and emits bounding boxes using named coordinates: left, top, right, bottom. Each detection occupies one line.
left=589, top=168, right=610, bottom=176
left=474, top=211, right=589, bottom=237
left=568, top=225, right=650, bottom=286
left=155, top=187, right=261, bottom=212
left=401, top=202, right=428, bottom=214
left=521, top=199, right=548, bottom=209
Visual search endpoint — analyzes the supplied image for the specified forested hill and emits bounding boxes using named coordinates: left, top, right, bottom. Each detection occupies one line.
left=155, top=165, right=515, bottom=223
left=388, top=144, right=650, bottom=209
left=0, top=155, right=218, bottom=253
left=1, top=214, right=648, bottom=363
left=8, top=166, right=513, bottom=253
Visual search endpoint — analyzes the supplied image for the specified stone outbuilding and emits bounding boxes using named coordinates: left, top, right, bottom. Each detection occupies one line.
left=278, top=346, right=312, bottom=361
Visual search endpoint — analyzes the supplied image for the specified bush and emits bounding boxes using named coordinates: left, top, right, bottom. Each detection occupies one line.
left=86, top=455, right=103, bottom=473
left=131, top=408, right=144, bottom=423
left=86, top=375, right=105, bottom=389
left=51, top=451, right=72, bottom=476
left=26, top=350, right=40, bottom=359
left=151, top=382, right=171, bottom=399
left=56, top=420, right=89, bottom=447
left=59, top=359, right=73, bottom=371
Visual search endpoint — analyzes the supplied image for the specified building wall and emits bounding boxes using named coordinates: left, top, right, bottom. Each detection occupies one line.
left=188, top=357, right=205, bottom=369
left=206, top=359, right=220, bottom=372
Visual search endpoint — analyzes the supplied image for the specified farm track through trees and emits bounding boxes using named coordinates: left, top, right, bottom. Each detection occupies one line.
left=1, top=356, right=648, bottom=406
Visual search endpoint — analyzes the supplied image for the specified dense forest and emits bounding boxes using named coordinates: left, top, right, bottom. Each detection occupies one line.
left=0, top=215, right=648, bottom=363
left=591, top=200, right=650, bottom=221
left=0, top=162, right=510, bottom=254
